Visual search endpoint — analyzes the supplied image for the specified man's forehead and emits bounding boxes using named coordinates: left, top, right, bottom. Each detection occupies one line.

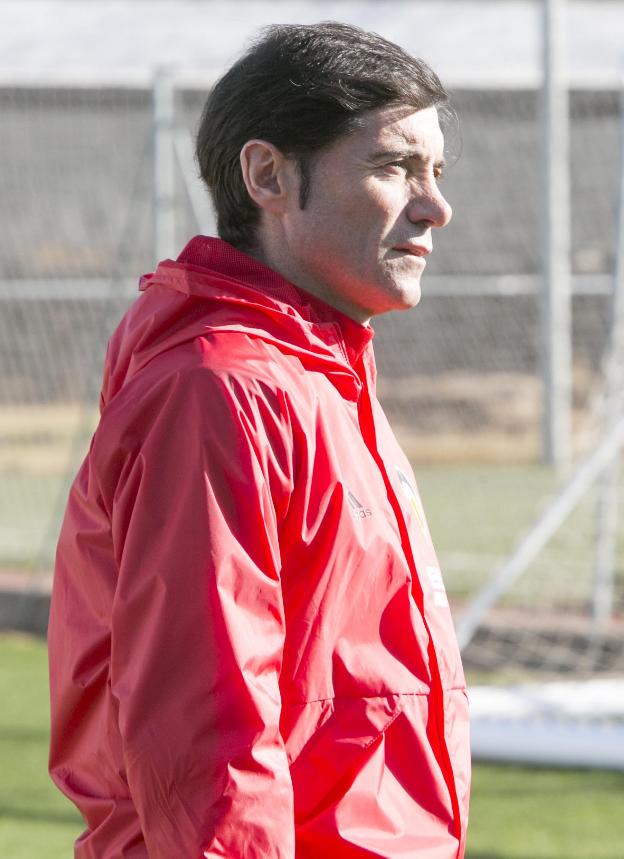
left=371, top=105, right=445, bottom=151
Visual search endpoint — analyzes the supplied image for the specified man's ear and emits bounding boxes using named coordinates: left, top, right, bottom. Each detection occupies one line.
left=240, top=139, right=295, bottom=213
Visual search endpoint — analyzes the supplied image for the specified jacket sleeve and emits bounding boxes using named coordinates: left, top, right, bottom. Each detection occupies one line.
left=104, top=364, right=294, bottom=858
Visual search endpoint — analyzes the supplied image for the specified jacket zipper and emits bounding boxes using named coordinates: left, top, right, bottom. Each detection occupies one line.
left=354, top=354, right=464, bottom=852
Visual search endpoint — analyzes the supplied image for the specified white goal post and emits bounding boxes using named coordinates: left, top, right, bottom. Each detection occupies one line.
left=469, top=679, right=624, bottom=770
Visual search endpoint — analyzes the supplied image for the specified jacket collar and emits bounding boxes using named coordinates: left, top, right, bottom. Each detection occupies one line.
left=176, top=236, right=374, bottom=368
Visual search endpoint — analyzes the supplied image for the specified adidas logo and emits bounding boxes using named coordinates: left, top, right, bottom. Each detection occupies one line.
left=347, top=490, right=372, bottom=519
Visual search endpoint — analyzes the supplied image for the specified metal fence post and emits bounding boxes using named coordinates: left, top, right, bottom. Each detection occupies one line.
left=592, top=71, right=624, bottom=631
left=541, top=0, right=572, bottom=469
left=153, top=67, right=176, bottom=262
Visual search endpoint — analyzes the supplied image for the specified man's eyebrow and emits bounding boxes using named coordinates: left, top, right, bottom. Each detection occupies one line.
left=369, top=147, right=446, bottom=168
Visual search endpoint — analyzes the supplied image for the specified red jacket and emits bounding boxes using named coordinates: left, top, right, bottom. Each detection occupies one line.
left=48, top=237, right=470, bottom=859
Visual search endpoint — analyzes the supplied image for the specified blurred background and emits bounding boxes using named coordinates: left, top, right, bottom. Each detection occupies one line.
left=1, top=1, right=624, bottom=857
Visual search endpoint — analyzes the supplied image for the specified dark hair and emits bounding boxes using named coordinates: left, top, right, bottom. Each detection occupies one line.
left=196, top=21, right=451, bottom=251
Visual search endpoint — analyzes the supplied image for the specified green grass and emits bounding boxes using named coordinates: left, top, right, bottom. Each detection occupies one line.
left=467, top=764, right=624, bottom=859
left=1, top=633, right=624, bottom=859
left=414, top=463, right=560, bottom=596
left=417, top=463, right=558, bottom=555
left=417, top=463, right=624, bottom=601
left=0, top=634, right=81, bottom=857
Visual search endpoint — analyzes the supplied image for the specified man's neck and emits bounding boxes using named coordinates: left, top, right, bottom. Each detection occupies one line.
left=243, top=242, right=372, bottom=327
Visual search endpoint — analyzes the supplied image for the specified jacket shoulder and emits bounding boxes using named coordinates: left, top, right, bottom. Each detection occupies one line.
left=93, top=336, right=297, bottom=507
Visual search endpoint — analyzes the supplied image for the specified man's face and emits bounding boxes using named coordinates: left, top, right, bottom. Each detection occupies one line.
left=281, top=104, right=452, bottom=322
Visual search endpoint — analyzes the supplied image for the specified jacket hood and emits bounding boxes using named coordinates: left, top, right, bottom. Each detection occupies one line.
left=101, top=236, right=375, bottom=408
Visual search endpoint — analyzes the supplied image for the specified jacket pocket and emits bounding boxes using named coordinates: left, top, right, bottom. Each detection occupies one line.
left=282, top=694, right=406, bottom=826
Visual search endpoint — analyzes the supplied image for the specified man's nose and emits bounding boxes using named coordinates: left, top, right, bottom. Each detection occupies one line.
left=407, top=183, right=452, bottom=229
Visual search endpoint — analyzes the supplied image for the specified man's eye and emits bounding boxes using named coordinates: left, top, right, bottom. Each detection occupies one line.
left=383, top=161, right=407, bottom=173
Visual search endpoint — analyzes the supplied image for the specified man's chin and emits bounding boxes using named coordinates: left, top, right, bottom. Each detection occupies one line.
left=394, top=278, right=422, bottom=310
left=380, top=265, right=424, bottom=310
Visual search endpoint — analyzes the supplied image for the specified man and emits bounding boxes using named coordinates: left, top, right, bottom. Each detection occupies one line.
left=48, top=21, right=470, bottom=859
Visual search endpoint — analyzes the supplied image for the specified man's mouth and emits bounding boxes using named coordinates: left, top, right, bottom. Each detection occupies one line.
left=392, top=243, right=432, bottom=257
